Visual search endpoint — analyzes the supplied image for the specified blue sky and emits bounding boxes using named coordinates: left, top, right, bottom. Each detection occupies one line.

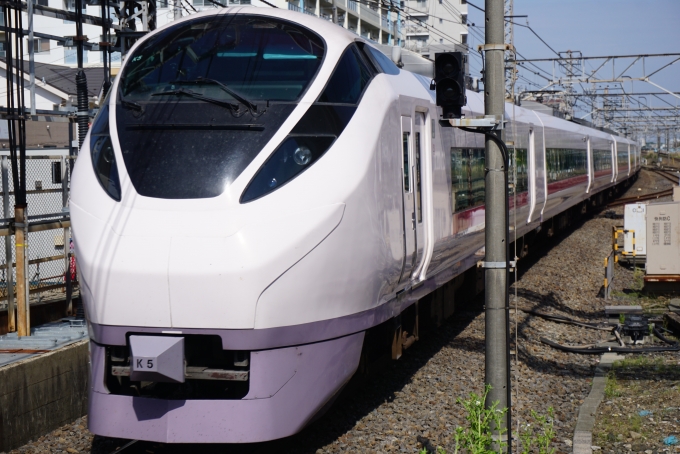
left=465, top=0, right=680, bottom=119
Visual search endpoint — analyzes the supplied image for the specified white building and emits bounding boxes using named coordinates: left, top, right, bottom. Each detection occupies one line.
left=2, top=0, right=466, bottom=70
left=400, top=0, right=468, bottom=58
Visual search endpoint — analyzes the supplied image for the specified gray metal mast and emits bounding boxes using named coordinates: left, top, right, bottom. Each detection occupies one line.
left=28, top=0, right=36, bottom=115
left=503, top=0, right=513, bottom=100
left=174, top=0, right=182, bottom=20
left=485, top=0, right=510, bottom=451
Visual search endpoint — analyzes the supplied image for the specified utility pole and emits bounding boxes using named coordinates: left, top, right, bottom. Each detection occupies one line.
left=485, top=0, right=510, bottom=451
left=28, top=0, right=36, bottom=116
left=4, top=4, right=30, bottom=336
left=503, top=0, right=513, bottom=100
left=332, top=0, right=338, bottom=24
left=174, top=0, right=182, bottom=20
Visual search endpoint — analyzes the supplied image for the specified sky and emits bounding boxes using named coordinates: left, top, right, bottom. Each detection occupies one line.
left=465, top=0, right=680, bottom=128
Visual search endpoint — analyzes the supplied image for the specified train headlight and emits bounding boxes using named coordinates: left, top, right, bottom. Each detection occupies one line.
left=89, top=104, right=122, bottom=201
left=240, top=135, right=335, bottom=203
left=293, top=147, right=312, bottom=166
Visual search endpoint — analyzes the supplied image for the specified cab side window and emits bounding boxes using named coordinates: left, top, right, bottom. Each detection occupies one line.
left=317, top=44, right=373, bottom=104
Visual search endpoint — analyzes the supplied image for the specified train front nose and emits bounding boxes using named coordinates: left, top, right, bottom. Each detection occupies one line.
left=72, top=202, right=345, bottom=329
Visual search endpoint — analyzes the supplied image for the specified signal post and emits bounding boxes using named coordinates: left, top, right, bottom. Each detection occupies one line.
left=433, top=0, right=511, bottom=450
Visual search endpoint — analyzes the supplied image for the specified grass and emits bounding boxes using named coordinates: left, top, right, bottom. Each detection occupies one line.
left=419, top=386, right=555, bottom=454
left=604, top=371, right=621, bottom=399
left=594, top=354, right=680, bottom=449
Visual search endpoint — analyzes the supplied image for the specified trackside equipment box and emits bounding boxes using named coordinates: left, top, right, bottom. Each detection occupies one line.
left=646, top=201, right=680, bottom=275
left=624, top=203, right=646, bottom=257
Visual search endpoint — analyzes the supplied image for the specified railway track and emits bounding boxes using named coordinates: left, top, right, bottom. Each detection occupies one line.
left=607, top=187, right=674, bottom=208
left=652, top=168, right=680, bottom=184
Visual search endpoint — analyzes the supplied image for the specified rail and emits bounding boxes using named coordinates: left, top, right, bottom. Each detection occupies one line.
left=651, top=168, right=680, bottom=185
left=606, top=188, right=674, bottom=208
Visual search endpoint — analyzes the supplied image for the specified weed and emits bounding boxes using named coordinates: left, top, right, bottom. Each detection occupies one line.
left=452, top=385, right=508, bottom=454
left=519, top=408, right=556, bottom=454
left=605, top=372, right=621, bottom=399
left=632, top=268, right=644, bottom=290
left=419, top=386, right=555, bottom=454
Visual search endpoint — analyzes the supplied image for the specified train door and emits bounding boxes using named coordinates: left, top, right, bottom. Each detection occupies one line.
left=611, top=140, right=617, bottom=183
left=399, top=116, right=416, bottom=284
left=412, top=112, right=427, bottom=276
left=586, top=136, right=593, bottom=193
left=527, top=122, right=547, bottom=224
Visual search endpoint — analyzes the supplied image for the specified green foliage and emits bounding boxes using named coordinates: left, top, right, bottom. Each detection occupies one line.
left=418, top=386, right=555, bottom=454
left=450, top=384, right=508, bottom=454
left=619, top=313, right=625, bottom=324
left=632, top=267, right=644, bottom=290
left=519, top=408, right=556, bottom=454
left=605, top=372, right=621, bottom=399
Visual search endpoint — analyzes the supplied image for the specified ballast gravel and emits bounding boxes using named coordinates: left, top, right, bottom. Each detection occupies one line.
left=7, top=169, right=673, bottom=454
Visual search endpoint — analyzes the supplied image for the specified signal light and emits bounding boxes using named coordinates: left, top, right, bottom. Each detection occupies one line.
left=434, top=52, right=467, bottom=119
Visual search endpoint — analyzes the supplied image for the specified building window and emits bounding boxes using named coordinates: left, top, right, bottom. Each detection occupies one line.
left=439, top=38, right=443, bottom=44
left=34, top=0, right=49, bottom=5
left=65, top=47, right=76, bottom=64
left=63, top=0, right=81, bottom=24
left=157, top=0, right=168, bottom=7
left=0, top=42, right=5, bottom=58
left=33, top=38, right=50, bottom=53
left=439, top=18, right=442, bottom=24
left=461, top=13, right=467, bottom=24
left=460, top=32, right=467, bottom=45
left=65, top=47, right=88, bottom=65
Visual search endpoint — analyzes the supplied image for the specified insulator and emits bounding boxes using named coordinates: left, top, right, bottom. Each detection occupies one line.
left=76, top=70, right=89, bottom=150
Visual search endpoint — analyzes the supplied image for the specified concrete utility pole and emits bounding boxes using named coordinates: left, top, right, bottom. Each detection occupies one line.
left=332, top=0, right=338, bottom=24
left=503, top=0, right=513, bottom=99
left=28, top=0, right=36, bottom=116
left=174, top=0, right=182, bottom=20
left=485, top=0, right=510, bottom=451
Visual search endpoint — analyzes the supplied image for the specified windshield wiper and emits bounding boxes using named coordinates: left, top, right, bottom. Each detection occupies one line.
left=151, top=88, right=240, bottom=111
left=118, top=89, right=145, bottom=115
left=175, top=78, right=264, bottom=115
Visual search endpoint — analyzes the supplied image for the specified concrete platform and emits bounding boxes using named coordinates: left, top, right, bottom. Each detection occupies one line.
left=0, top=321, right=89, bottom=452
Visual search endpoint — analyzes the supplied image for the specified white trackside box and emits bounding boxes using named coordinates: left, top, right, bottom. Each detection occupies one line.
left=646, top=201, right=680, bottom=275
left=624, top=203, right=646, bottom=258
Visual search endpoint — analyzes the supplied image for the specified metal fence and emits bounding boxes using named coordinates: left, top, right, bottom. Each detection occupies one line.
left=0, top=152, right=76, bottom=312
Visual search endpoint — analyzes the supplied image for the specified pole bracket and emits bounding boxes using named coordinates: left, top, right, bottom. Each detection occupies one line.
left=477, top=260, right=517, bottom=270
left=447, top=115, right=505, bottom=130
left=477, top=43, right=514, bottom=52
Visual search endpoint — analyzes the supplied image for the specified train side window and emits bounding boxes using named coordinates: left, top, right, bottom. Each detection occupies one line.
left=403, top=132, right=411, bottom=192
left=510, top=148, right=528, bottom=193
left=450, top=148, right=470, bottom=212
left=318, top=44, right=373, bottom=104
left=546, top=148, right=587, bottom=182
left=594, top=149, right=612, bottom=172
left=469, top=148, right=485, bottom=207
left=415, top=132, right=422, bottom=222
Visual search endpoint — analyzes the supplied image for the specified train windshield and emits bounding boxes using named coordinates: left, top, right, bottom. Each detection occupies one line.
left=114, top=15, right=326, bottom=200
left=120, top=15, right=325, bottom=103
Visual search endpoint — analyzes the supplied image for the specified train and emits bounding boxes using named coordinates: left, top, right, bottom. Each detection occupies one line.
left=69, top=6, right=640, bottom=444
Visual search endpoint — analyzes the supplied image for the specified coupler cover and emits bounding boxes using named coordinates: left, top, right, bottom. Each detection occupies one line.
left=129, top=335, right=185, bottom=383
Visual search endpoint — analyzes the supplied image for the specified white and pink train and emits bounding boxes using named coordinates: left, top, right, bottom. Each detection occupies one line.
left=70, top=6, right=639, bottom=444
